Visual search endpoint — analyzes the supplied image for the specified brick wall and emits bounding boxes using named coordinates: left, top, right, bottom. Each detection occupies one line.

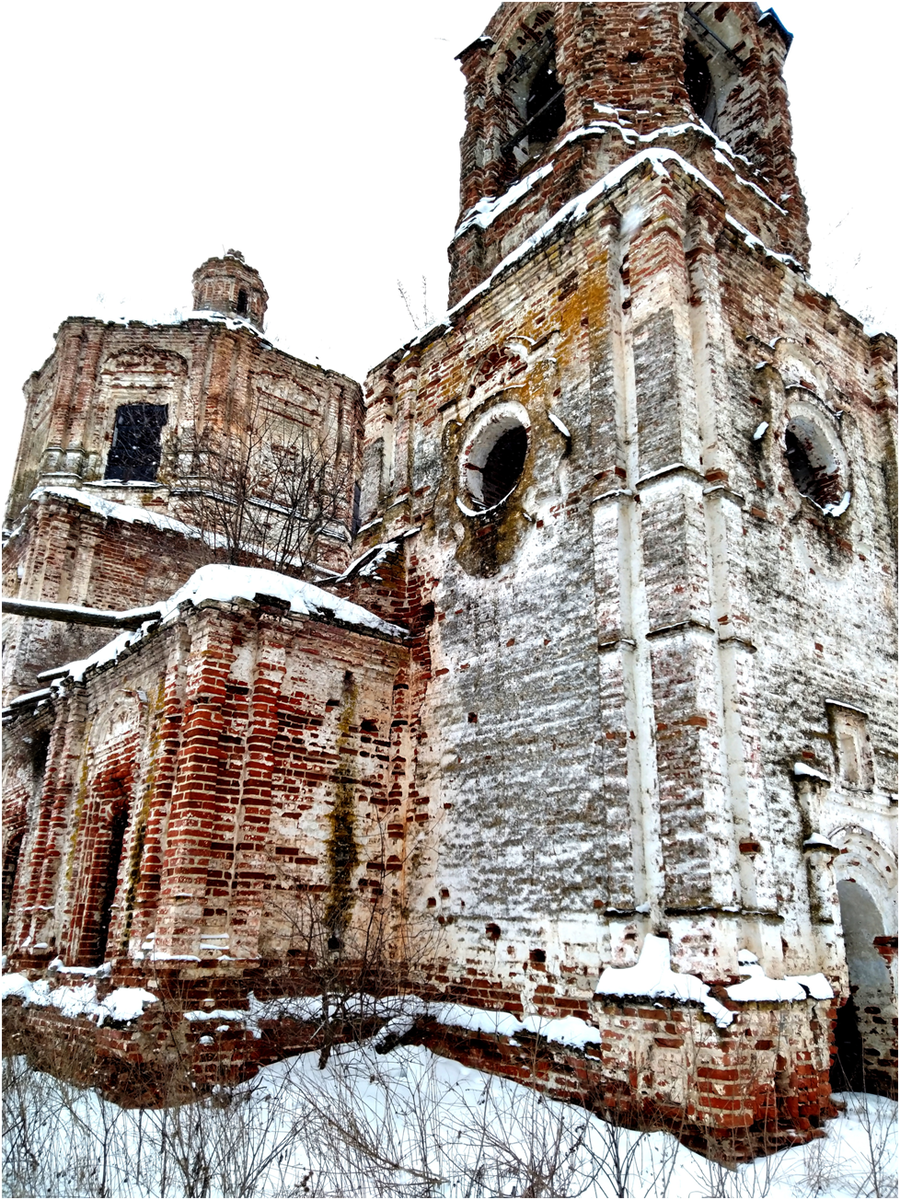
left=449, top=3, right=809, bottom=305
left=358, top=137, right=897, bottom=1093
left=3, top=595, right=411, bottom=968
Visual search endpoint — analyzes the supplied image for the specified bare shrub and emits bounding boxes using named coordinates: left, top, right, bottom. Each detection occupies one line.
left=162, top=396, right=356, bottom=574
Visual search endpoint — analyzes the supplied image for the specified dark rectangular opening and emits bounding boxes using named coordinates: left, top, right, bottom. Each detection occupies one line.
left=105, top=403, right=168, bottom=482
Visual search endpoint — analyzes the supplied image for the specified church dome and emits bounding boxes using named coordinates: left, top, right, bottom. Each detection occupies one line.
left=191, top=249, right=268, bottom=331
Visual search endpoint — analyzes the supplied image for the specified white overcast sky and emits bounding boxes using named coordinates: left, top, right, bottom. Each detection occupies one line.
left=2, top=1, right=895, bottom=505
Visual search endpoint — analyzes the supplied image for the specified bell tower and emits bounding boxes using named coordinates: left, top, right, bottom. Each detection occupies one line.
left=449, top=2, right=809, bottom=306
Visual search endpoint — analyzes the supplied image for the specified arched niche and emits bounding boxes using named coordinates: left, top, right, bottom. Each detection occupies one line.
left=829, top=825, right=898, bottom=1097
left=829, top=824, right=897, bottom=934
left=835, top=878, right=892, bottom=1094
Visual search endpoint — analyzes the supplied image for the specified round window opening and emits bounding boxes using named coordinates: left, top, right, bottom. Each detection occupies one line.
left=784, top=416, right=846, bottom=511
left=462, top=410, right=529, bottom=511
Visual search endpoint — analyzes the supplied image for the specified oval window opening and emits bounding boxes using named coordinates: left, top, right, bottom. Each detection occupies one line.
left=482, top=426, right=528, bottom=506
left=463, top=411, right=529, bottom=511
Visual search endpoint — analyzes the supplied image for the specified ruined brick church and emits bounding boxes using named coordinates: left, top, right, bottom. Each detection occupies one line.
left=3, top=1, right=896, bottom=1148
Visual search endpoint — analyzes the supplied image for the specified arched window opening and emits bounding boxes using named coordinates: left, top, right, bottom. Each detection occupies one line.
left=501, top=25, right=565, bottom=175
left=525, top=50, right=564, bottom=145
left=93, top=804, right=130, bottom=966
left=236, top=288, right=249, bottom=316
left=2, top=830, right=24, bottom=945
left=684, top=40, right=717, bottom=129
left=104, top=403, right=168, bottom=483
left=784, top=418, right=844, bottom=510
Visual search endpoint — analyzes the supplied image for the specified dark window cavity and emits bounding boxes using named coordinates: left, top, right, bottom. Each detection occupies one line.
left=525, top=48, right=565, bottom=145
left=105, top=403, right=168, bottom=482
left=502, top=27, right=565, bottom=171
left=93, top=804, right=129, bottom=965
left=2, top=830, right=24, bottom=945
left=351, top=481, right=362, bottom=537
left=684, top=40, right=716, bottom=128
left=481, top=425, right=528, bottom=507
left=464, top=410, right=530, bottom=511
left=784, top=420, right=844, bottom=510
left=236, top=288, right=249, bottom=316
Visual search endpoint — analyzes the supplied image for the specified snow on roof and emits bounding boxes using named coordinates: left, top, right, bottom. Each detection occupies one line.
left=42, top=563, right=407, bottom=688
left=79, top=304, right=268, bottom=340
left=334, top=528, right=420, bottom=584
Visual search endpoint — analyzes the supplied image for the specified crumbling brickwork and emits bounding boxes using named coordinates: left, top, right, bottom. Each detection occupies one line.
left=353, top=0, right=897, bottom=1106
left=2, top=1, right=896, bottom=1148
left=4, top=597, right=412, bottom=967
left=449, top=3, right=809, bottom=305
left=3, top=252, right=362, bottom=699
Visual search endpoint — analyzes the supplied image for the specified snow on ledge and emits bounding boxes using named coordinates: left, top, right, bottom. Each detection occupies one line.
left=726, top=959, right=833, bottom=1003
left=548, top=411, right=571, bottom=438
left=793, top=762, right=830, bottom=783
left=33, top=487, right=203, bottom=539
left=442, top=149, right=725, bottom=325
left=453, top=161, right=555, bottom=240
left=594, top=935, right=734, bottom=1028
left=595, top=936, right=831, bottom=1023
left=822, top=490, right=851, bottom=518
left=185, top=991, right=605, bottom=1051
left=0, top=972, right=157, bottom=1024
left=428, top=1001, right=603, bottom=1050
left=47, top=564, right=407, bottom=686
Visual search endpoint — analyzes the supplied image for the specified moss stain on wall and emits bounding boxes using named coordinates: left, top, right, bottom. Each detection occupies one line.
left=324, top=671, right=361, bottom=935
left=65, top=725, right=93, bottom=886
left=119, top=681, right=165, bottom=950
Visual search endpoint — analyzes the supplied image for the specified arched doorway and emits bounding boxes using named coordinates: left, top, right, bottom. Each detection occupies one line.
left=832, top=879, right=896, bottom=1096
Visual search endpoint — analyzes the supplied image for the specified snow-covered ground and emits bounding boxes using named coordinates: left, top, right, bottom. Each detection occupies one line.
left=2, top=1037, right=895, bottom=1198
